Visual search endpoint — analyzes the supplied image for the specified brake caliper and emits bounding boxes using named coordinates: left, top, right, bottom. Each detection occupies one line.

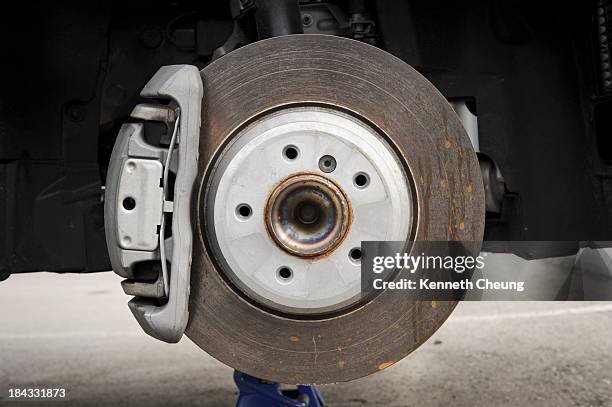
left=104, top=65, right=202, bottom=342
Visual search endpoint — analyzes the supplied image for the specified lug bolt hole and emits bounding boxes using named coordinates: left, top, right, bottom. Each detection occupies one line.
left=318, top=155, right=337, bottom=173
left=235, top=203, right=252, bottom=220
left=122, top=197, right=136, bottom=211
left=349, top=247, right=362, bottom=263
left=283, top=145, right=299, bottom=161
left=277, top=266, right=293, bottom=282
left=353, top=172, right=370, bottom=189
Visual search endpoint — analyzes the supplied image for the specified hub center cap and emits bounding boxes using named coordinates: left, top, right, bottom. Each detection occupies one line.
left=266, top=173, right=351, bottom=257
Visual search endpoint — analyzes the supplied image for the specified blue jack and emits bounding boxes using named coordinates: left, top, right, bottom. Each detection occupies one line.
left=234, top=371, right=325, bottom=407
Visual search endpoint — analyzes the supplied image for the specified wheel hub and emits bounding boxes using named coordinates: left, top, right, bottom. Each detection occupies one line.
left=265, top=173, right=351, bottom=258
left=205, top=106, right=413, bottom=315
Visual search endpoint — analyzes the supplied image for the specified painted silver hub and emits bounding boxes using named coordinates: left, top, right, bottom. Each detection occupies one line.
left=205, top=105, right=413, bottom=315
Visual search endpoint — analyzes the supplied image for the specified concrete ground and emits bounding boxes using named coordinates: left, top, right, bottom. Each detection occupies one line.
left=1, top=272, right=611, bottom=407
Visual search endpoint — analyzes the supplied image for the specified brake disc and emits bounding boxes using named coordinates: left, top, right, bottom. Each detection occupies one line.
left=187, top=35, right=484, bottom=384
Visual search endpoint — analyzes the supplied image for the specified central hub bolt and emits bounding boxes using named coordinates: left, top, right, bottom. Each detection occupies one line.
left=265, top=173, right=351, bottom=257
left=296, top=203, right=319, bottom=224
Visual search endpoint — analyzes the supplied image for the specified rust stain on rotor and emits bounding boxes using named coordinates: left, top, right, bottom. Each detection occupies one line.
left=378, top=360, right=396, bottom=370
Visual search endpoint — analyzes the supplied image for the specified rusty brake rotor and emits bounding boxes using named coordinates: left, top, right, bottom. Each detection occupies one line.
left=187, top=34, right=484, bottom=384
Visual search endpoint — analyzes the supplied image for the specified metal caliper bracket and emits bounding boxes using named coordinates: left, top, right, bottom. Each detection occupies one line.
left=104, top=65, right=203, bottom=342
